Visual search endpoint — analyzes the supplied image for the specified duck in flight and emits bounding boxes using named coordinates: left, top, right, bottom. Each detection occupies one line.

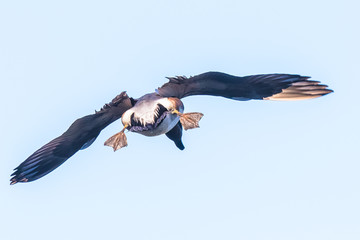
left=10, top=71, right=333, bottom=184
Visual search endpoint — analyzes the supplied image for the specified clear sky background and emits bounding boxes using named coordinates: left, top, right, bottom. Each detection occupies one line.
left=0, top=1, right=359, bottom=239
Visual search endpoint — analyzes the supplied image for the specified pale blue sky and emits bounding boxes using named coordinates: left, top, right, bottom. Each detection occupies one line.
left=1, top=1, right=359, bottom=239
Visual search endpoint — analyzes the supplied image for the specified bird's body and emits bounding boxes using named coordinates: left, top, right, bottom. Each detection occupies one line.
left=10, top=71, right=333, bottom=185
left=121, top=93, right=183, bottom=136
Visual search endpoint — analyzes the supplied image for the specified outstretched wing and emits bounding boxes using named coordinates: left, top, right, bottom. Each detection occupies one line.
left=157, top=71, right=333, bottom=100
left=10, top=92, right=133, bottom=185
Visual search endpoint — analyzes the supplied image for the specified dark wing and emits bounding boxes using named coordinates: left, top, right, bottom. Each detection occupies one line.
left=10, top=92, right=133, bottom=185
left=157, top=71, right=333, bottom=100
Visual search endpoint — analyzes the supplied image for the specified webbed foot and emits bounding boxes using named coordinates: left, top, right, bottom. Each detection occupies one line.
left=173, top=110, right=204, bottom=130
left=104, top=131, right=128, bottom=151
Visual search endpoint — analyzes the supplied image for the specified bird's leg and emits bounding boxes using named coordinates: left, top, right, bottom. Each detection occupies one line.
left=104, top=124, right=128, bottom=151
left=172, top=109, right=204, bottom=130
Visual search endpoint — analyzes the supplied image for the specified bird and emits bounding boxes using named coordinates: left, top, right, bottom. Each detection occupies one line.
left=10, top=71, right=333, bottom=185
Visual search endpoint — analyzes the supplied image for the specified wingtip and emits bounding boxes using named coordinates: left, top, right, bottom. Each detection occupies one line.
left=10, top=172, right=18, bottom=185
left=10, top=177, right=28, bottom=185
left=264, top=78, right=334, bottom=101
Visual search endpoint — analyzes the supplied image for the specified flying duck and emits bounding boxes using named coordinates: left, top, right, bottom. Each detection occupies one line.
left=10, top=71, right=333, bottom=184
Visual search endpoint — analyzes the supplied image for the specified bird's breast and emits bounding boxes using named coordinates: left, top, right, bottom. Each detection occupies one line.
left=121, top=94, right=183, bottom=136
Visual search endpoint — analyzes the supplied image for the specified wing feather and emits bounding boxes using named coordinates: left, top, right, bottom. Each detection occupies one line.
left=157, top=71, right=333, bottom=100
left=10, top=92, right=133, bottom=184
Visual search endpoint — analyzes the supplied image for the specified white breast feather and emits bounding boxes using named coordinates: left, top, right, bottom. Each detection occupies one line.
left=122, top=97, right=175, bottom=127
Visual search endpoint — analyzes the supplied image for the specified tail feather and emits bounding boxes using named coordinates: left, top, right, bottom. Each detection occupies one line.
left=165, top=121, right=185, bottom=151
